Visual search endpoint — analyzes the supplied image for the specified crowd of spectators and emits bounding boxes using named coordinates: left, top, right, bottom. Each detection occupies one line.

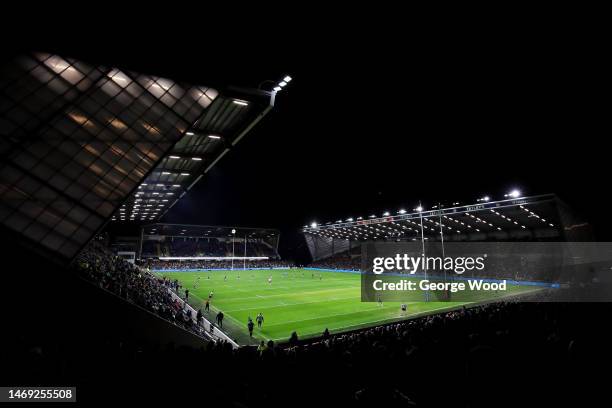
left=74, top=243, right=206, bottom=338
left=308, top=253, right=361, bottom=270
left=7, top=288, right=603, bottom=405
left=141, top=237, right=277, bottom=258
left=140, top=258, right=293, bottom=271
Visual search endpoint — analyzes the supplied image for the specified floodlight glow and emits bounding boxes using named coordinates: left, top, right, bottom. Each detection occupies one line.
left=186, top=132, right=194, bottom=136
left=279, top=81, right=287, bottom=87
left=507, top=189, right=521, bottom=198
left=283, top=76, right=292, bottom=82
left=347, top=218, right=353, bottom=222
left=191, top=157, right=202, bottom=161
left=273, top=86, right=282, bottom=91
left=383, top=211, right=390, bottom=216
left=208, top=135, right=221, bottom=139
left=180, top=173, right=190, bottom=176
left=231, top=229, right=236, bottom=234
left=233, top=100, right=248, bottom=106
left=398, top=209, right=406, bottom=214
left=169, top=155, right=180, bottom=159
left=162, top=172, right=170, bottom=175
left=416, top=206, right=423, bottom=212
left=310, top=222, right=318, bottom=229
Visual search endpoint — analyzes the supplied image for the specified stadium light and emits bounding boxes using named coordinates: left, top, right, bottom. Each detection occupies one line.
left=208, top=135, right=221, bottom=139
left=185, top=132, right=194, bottom=136
left=273, top=86, right=282, bottom=91
left=191, top=157, right=202, bottom=161
left=505, top=189, right=521, bottom=198
left=279, top=81, right=287, bottom=87
left=233, top=100, right=248, bottom=106
left=415, top=206, right=423, bottom=212
left=169, top=155, right=180, bottom=159
left=398, top=209, right=406, bottom=214
left=310, top=222, right=318, bottom=229
left=347, top=218, right=353, bottom=222
left=383, top=211, right=390, bottom=216
left=283, top=76, right=292, bottom=82
left=477, top=196, right=490, bottom=202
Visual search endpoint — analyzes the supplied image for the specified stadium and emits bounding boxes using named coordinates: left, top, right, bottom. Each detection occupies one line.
left=1, top=47, right=609, bottom=407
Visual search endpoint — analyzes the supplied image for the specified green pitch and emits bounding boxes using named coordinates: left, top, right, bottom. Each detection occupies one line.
left=157, top=269, right=540, bottom=345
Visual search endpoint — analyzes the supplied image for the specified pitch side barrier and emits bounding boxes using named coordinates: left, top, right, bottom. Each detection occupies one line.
left=151, top=267, right=293, bottom=272
left=303, top=267, right=560, bottom=288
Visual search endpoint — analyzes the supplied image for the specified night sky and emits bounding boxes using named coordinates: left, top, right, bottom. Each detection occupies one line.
left=6, top=28, right=607, bottom=259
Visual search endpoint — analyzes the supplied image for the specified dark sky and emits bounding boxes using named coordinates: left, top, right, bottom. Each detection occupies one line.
left=7, top=25, right=607, bottom=258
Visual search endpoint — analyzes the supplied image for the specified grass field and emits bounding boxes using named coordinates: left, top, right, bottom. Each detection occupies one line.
left=158, top=268, right=540, bottom=345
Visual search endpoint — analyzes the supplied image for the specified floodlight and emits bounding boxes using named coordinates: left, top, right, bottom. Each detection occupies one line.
left=310, top=222, right=318, bottom=229
left=208, top=135, right=221, bottom=139
left=283, top=76, right=292, bottom=82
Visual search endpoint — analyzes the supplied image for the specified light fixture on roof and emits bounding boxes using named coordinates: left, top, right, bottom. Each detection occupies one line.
left=169, top=155, right=180, bottom=159
left=347, top=218, right=353, bottom=222
left=279, top=81, right=287, bottom=87
left=505, top=189, right=521, bottom=198
left=191, top=157, right=202, bottom=161
left=477, top=196, right=490, bottom=202
left=415, top=206, right=423, bottom=212
left=310, top=222, right=318, bottom=229
left=398, top=209, right=406, bottom=214
left=383, top=211, right=390, bottom=216
left=186, top=132, right=194, bottom=136
left=233, top=100, right=248, bottom=106
left=283, top=76, right=292, bottom=83
left=180, top=173, right=190, bottom=176
left=162, top=172, right=170, bottom=175
left=208, top=135, right=221, bottom=139
left=273, top=86, right=282, bottom=91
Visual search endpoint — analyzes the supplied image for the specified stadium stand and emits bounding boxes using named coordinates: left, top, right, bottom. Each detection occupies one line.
left=308, top=252, right=360, bottom=271
left=142, top=258, right=292, bottom=270
left=141, top=237, right=277, bottom=258
left=74, top=241, right=208, bottom=338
